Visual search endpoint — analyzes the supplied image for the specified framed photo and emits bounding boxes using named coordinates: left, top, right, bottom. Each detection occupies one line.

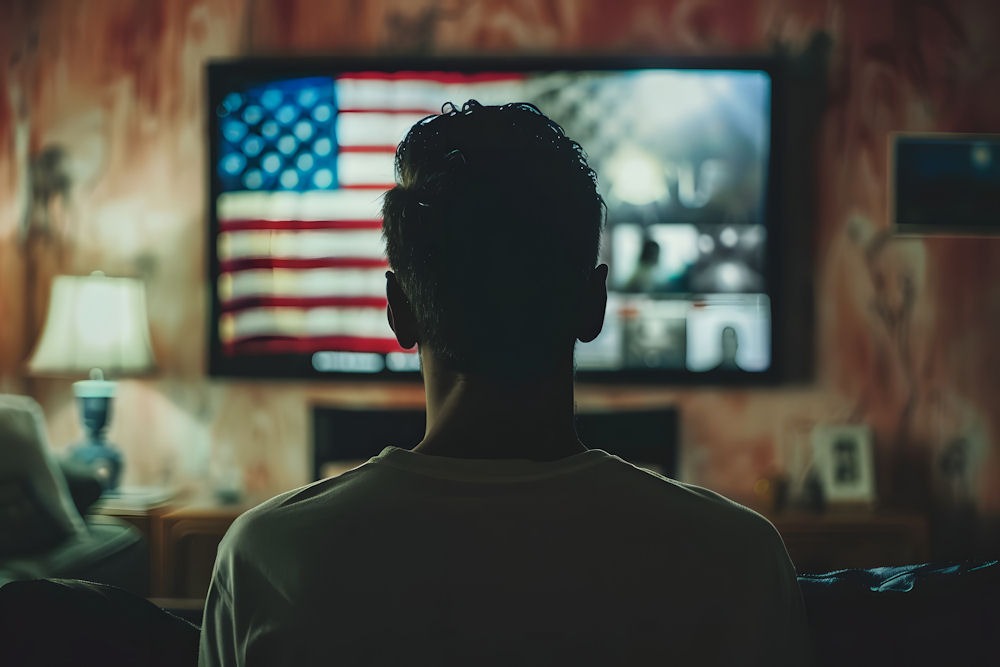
left=811, top=424, right=877, bottom=505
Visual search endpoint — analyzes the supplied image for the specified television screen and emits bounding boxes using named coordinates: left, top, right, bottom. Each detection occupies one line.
left=208, top=57, right=780, bottom=382
left=892, top=133, right=1000, bottom=236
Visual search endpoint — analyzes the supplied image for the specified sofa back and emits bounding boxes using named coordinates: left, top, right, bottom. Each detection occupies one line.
left=798, top=560, right=1000, bottom=667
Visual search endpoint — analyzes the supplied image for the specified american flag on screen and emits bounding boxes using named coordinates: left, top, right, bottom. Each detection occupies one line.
left=214, top=72, right=525, bottom=362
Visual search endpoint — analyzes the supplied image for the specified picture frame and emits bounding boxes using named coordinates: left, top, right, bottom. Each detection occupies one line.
left=811, top=424, right=877, bottom=505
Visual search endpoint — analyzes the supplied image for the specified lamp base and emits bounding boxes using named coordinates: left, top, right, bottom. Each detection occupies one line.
left=71, top=376, right=122, bottom=491
left=68, top=439, right=123, bottom=491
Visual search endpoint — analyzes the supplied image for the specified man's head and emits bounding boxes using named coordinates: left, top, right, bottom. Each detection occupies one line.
left=382, top=100, right=606, bottom=378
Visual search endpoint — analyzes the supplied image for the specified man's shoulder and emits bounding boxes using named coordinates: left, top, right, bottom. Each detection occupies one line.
left=599, top=458, right=784, bottom=553
left=221, top=466, right=372, bottom=553
left=670, top=478, right=776, bottom=532
left=684, top=482, right=784, bottom=550
left=606, top=457, right=775, bottom=525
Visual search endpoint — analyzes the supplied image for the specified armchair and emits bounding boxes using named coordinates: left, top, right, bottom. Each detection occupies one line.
left=0, top=395, right=147, bottom=595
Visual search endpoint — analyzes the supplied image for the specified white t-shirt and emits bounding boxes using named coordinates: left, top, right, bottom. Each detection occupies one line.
left=199, top=447, right=813, bottom=666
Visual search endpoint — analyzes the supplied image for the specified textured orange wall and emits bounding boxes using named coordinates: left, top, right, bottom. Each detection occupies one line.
left=1, top=1, right=998, bottom=530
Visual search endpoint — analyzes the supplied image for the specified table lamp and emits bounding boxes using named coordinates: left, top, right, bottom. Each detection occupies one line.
left=27, top=272, right=156, bottom=490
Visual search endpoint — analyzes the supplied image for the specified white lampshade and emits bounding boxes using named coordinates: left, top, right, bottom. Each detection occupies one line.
left=28, top=272, right=156, bottom=377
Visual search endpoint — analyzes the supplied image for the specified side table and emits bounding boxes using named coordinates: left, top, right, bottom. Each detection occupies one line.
left=88, top=491, right=178, bottom=596
left=156, top=501, right=251, bottom=599
left=769, top=511, right=930, bottom=572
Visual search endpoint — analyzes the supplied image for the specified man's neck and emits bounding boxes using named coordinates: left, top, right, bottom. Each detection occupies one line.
left=413, top=352, right=587, bottom=462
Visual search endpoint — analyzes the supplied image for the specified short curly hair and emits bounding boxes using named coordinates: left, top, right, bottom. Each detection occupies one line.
left=382, top=100, right=604, bottom=376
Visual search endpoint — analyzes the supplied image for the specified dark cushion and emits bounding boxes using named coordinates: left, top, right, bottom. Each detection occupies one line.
left=798, top=560, right=1000, bottom=667
left=58, top=460, right=105, bottom=517
left=0, top=578, right=200, bottom=667
left=0, top=478, right=72, bottom=557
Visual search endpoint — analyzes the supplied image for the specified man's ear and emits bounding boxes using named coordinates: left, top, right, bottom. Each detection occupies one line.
left=577, top=264, right=608, bottom=343
left=386, top=271, right=419, bottom=349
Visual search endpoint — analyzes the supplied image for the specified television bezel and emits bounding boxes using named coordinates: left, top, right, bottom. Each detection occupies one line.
left=206, top=55, right=786, bottom=385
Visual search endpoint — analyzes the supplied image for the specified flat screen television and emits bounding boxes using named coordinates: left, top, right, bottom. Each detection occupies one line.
left=892, top=133, right=1000, bottom=236
left=207, top=56, right=783, bottom=383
